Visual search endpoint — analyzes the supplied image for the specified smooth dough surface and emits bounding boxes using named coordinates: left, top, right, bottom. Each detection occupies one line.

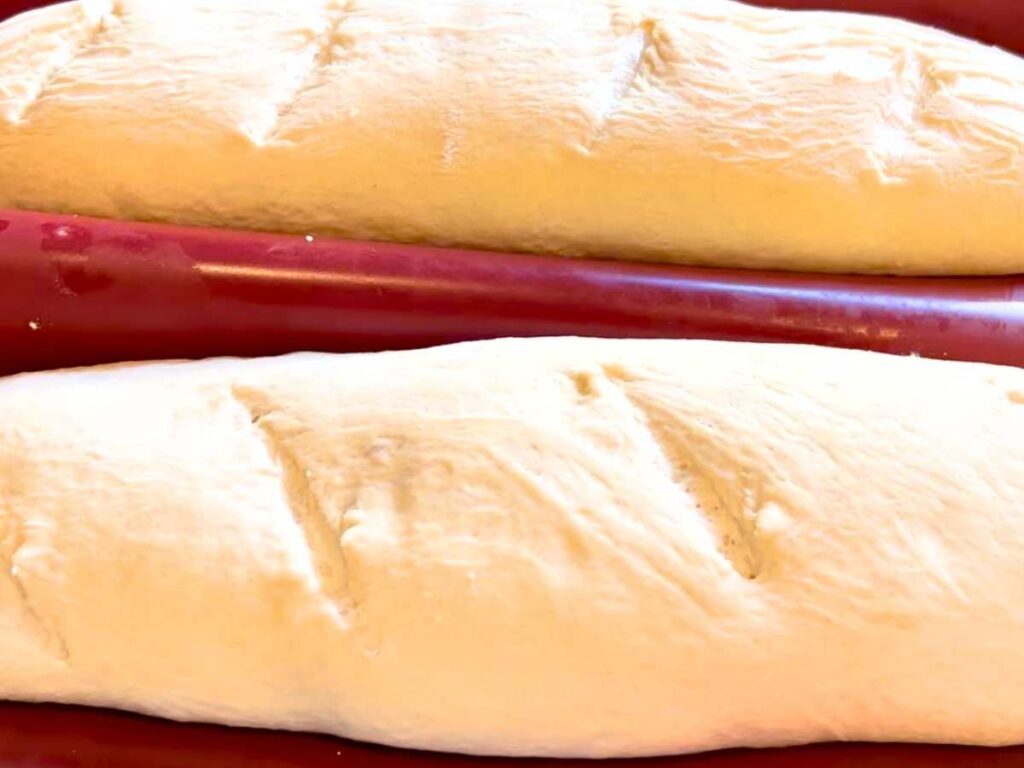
left=2, top=337, right=1024, bottom=756
left=0, top=0, right=1023, bottom=274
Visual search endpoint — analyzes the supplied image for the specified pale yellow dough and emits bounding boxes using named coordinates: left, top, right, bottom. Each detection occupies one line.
left=2, top=338, right=1024, bottom=755
left=0, top=0, right=1023, bottom=274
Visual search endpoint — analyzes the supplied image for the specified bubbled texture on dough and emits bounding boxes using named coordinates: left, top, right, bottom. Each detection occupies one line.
left=2, top=339, right=1024, bottom=755
left=0, top=0, right=1022, bottom=273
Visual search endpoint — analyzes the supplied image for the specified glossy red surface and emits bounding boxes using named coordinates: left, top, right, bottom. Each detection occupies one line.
left=744, top=0, right=1024, bottom=53
left=0, top=0, right=40, bottom=18
left=3, top=703, right=1024, bottom=768
left=1, top=209, right=1023, bottom=375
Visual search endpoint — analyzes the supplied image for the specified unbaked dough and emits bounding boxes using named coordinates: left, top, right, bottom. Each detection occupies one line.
left=2, top=337, right=1024, bottom=756
left=0, top=0, right=1022, bottom=274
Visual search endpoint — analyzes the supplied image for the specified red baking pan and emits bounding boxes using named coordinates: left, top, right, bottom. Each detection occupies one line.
left=4, top=702, right=1024, bottom=768
left=747, top=0, right=1024, bottom=53
left=1, top=208, right=1023, bottom=375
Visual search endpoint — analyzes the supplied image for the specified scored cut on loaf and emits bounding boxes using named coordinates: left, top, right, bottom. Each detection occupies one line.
left=1, top=337, right=1024, bottom=756
left=0, top=0, right=1023, bottom=275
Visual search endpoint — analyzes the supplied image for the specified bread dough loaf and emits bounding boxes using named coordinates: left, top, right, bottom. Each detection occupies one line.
left=0, top=0, right=1022, bottom=275
left=2, top=337, right=1024, bottom=756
